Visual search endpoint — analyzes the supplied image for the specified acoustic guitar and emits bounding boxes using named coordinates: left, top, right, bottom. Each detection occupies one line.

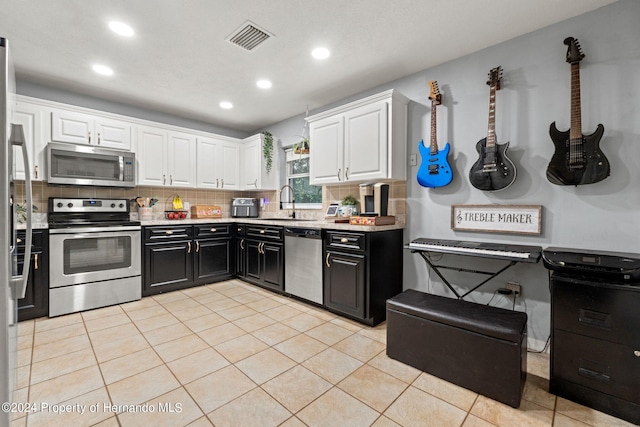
left=417, top=80, right=453, bottom=188
left=546, top=37, right=609, bottom=186
left=469, top=66, right=516, bottom=191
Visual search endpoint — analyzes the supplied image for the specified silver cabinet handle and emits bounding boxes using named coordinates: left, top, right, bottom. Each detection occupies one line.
left=345, top=167, right=349, bottom=180
left=16, top=238, right=22, bottom=243
left=325, top=253, right=331, bottom=268
left=166, top=230, right=173, bottom=235
left=210, top=228, right=217, bottom=232
left=635, top=350, right=640, bottom=357
left=88, top=131, right=91, bottom=144
left=34, top=165, right=38, bottom=179
left=221, top=179, right=224, bottom=188
left=240, top=239, right=244, bottom=250
left=196, top=241, right=200, bottom=253
left=259, top=230, right=265, bottom=234
left=97, top=132, right=101, bottom=145
left=187, top=241, right=191, bottom=253
left=337, top=168, right=341, bottom=181
left=163, top=174, right=166, bottom=185
left=170, top=175, right=173, bottom=185
left=340, top=237, right=348, bottom=243
left=216, top=178, right=219, bottom=188
left=34, top=253, right=39, bottom=270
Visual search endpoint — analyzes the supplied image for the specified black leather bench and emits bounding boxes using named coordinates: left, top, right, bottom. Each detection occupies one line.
left=386, top=289, right=528, bottom=408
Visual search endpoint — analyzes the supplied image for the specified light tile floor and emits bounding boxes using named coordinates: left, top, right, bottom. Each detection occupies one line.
left=11, top=279, right=635, bottom=427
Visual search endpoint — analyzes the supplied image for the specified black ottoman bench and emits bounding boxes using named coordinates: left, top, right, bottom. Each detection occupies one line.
left=386, top=289, right=527, bottom=408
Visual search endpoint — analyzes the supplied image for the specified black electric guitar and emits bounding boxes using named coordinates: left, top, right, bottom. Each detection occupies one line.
left=546, top=37, right=609, bottom=186
left=469, top=66, right=516, bottom=191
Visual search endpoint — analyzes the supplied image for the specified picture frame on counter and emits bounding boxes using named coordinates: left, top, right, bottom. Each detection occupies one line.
left=451, top=204, right=543, bottom=235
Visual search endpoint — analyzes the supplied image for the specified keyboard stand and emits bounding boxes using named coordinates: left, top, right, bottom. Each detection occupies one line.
left=406, top=245, right=530, bottom=300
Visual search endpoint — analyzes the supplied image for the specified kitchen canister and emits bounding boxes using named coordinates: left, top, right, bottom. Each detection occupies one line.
left=139, top=207, right=153, bottom=221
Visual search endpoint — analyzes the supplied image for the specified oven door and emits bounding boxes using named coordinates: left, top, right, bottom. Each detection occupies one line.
left=49, top=226, right=141, bottom=288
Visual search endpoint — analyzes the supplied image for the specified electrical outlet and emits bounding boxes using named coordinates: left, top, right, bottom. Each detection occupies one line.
left=409, top=153, right=417, bottom=167
left=506, top=281, right=521, bottom=295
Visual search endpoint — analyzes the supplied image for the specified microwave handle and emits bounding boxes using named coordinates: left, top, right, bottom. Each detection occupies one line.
left=119, top=156, right=124, bottom=181
left=10, top=124, right=32, bottom=300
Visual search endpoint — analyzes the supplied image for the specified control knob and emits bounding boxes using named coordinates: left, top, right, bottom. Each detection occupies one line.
left=67, top=203, right=74, bottom=208
left=56, top=202, right=63, bottom=208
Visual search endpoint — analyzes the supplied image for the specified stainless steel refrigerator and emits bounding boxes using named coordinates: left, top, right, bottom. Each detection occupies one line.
left=1, top=37, right=32, bottom=427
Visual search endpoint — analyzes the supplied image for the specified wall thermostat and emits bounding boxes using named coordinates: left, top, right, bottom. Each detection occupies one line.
left=325, top=203, right=339, bottom=217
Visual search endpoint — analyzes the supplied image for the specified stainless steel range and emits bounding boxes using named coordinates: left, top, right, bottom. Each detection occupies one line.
left=48, top=197, right=141, bottom=317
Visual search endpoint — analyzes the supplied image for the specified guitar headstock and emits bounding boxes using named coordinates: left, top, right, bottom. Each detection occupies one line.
left=428, top=80, right=442, bottom=105
left=486, top=66, right=503, bottom=90
left=564, top=37, right=585, bottom=64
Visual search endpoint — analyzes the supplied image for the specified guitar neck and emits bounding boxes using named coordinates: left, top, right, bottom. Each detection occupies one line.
left=486, top=85, right=497, bottom=147
left=569, top=63, right=583, bottom=142
left=430, top=99, right=438, bottom=155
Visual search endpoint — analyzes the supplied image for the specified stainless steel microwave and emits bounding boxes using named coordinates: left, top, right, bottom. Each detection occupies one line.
left=47, top=142, right=136, bottom=188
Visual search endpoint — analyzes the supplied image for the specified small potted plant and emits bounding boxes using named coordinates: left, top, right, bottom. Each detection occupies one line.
left=339, top=195, right=358, bottom=217
left=293, top=137, right=310, bottom=154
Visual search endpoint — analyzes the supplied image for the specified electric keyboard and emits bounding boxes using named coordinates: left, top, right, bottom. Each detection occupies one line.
left=408, top=238, right=542, bottom=263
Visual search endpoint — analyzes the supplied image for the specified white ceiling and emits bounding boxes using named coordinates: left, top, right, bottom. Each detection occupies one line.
left=1, top=0, right=617, bottom=132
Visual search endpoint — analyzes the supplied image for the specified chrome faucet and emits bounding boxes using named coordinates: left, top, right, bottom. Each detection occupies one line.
left=279, top=185, right=296, bottom=218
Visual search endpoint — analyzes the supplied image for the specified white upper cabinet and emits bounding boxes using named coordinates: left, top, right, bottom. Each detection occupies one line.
left=241, top=134, right=278, bottom=190
left=196, top=136, right=240, bottom=190
left=308, top=89, right=408, bottom=185
left=136, top=125, right=167, bottom=186
left=13, top=100, right=48, bottom=181
left=52, top=110, right=132, bottom=150
left=137, top=127, right=197, bottom=188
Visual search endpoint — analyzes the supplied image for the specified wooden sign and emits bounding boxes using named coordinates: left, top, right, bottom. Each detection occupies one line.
left=451, top=204, right=542, bottom=235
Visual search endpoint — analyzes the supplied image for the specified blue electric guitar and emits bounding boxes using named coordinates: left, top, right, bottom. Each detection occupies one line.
left=417, top=80, right=453, bottom=188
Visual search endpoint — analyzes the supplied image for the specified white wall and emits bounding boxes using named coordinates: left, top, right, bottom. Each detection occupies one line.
left=264, top=0, right=640, bottom=349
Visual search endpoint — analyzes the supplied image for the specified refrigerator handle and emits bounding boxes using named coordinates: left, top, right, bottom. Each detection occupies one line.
left=10, top=124, right=32, bottom=299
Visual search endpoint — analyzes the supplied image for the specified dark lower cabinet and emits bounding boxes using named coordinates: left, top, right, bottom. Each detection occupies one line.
left=550, top=273, right=640, bottom=425
left=323, top=229, right=403, bottom=326
left=143, top=224, right=233, bottom=296
left=17, top=230, right=49, bottom=321
left=235, top=225, right=246, bottom=278
left=324, top=251, right=366, bottom=319
left=242, top=225, right=284, bottom=293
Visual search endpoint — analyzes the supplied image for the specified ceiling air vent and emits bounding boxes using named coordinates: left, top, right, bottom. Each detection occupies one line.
left=226, top=21, right=272, bottom=51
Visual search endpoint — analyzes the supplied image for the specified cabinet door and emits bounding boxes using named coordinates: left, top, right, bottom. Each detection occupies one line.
left=236, top=237, right=246, bottom=278
left=167, top=131, right=197, bottom=187
left=343, top=100, right=388, bottom=182
left=262, top=243, right=284, bottom=291
left=220, top=141, right=240, bottom=190
left=51, top=110, right=94, bottom=145
left=324, top=251, right=366, bottom=319
left=245, top=240, right=262, bottom=282
left=95, top=118, right=132, bottom=150
left=17, top=251, right=48, bottom=321
left=14, top=102, right=47, bottom=181
left=309, top=115, right=344, bottom=185
left=196, top=136, right=222, bottom=188
left=242, top=137, right=261, bottom=189
left=137, top=126, right=167, bottom=186
left=143, top=241, right=193, bottom=296
left=194, top=238, right=232, bottom=283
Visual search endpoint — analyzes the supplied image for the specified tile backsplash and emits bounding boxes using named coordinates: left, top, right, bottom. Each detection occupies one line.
left=14, top=181, right=406, bottom=220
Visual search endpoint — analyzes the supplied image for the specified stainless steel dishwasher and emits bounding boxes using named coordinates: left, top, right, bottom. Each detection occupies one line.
left=284, top=227, right=323, bottom=304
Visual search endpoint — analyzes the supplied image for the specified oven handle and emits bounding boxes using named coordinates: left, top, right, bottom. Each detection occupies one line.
left=49, top=225, right=142, bottom=234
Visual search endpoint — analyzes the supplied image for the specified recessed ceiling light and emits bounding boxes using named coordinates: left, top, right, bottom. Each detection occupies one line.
left=256, top=79, right=272, bottom=89
left=312, top=47, right=330, bottom=60
left=92, top=64, right=114, bottom=76
left=109, top=21, right=135, bottom=37
left=219, top=101, right=233, bottom=109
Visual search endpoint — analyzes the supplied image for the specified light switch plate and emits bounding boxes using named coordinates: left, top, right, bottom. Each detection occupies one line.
left=409, top=153, right=417, bottom=167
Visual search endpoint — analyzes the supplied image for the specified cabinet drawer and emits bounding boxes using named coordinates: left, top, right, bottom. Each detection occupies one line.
left=552, top=277, right=640, bottom=345
left=144, top=225, right=192, bottom=242
left=194, top=223, right=231, bottom=239
left=246, top=225, right=283, bottom=241
left=326, top=231, right=366, bottom=252
left=553, top=329, right=640, bottom=404
left=16, top=230, right=45, bottom=251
